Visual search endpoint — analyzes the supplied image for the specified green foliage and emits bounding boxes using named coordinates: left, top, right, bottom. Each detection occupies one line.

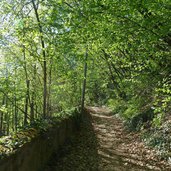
left=0, top=0, right=170, bottom=146
left=123, top=105, right=139, bottom=120
left=107, top=98, right=126, bottom=115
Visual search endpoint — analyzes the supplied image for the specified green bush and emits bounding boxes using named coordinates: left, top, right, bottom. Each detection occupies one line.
left=107, top=98, right=126, bottom=114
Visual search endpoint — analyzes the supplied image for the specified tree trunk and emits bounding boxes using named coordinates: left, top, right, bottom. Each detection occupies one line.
left=30, top=64, right=37, bottom=122
left=81, top=48, right=88, bottom=113
left=14, top=96, right=18, bottom=131
left=0, top=95, right=5, bottom=136
left=23, top=46, right=30, bottom=125
left=24, top=80, right=30, bottom=125
left=31, top=0, right=47, bottom=118
left=47, top=57, right=53, bottom=117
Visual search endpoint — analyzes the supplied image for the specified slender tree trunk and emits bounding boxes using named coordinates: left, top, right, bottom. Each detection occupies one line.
left=43, top=52, right=47, bottom=119
left=81, top=48, right=88, bottom=113
left=13, top=66, right=18, bottom=131
left=24, top=80, right=30, bottom=125
left=30, top=64, right=37, bottom=122
left=32, top=0, right=47, bottom=118
left=30, top=95, right=34, bottom=122
left=47, top=57, right=53, bottom=117
left=23, top=46, right=30, bottom=125
left=14, top=96, right=18, bottom=131
left=0, top=95, right=5, bottom=136
left=6, top=111, right=10, bottom=135
left=4, top=99, right=9, bottom=135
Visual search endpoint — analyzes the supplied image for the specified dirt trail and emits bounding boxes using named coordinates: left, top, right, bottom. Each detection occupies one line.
left=44, top=107, right=170, bottom=171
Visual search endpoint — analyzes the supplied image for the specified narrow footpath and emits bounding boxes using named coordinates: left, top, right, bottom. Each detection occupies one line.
left=44, top=107, right=170, bottom=171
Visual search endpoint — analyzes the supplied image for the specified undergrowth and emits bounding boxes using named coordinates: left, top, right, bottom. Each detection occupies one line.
left=142, top=119, right=171, bottom=162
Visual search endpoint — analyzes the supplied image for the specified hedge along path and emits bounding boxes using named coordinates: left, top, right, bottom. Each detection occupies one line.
left=44, top=107, right=171, bottom=171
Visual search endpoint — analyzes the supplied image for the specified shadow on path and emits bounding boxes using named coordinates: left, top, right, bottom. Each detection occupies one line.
left=44, top=111, right=99, bottom=171
left=44, top=106, right=170, bottom=171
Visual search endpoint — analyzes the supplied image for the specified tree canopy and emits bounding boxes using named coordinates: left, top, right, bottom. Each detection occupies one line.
left=0, top=0, right=171, bottom=135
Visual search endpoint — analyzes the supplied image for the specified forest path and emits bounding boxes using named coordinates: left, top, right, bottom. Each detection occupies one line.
left=44, top=106, right=170, bottom=171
